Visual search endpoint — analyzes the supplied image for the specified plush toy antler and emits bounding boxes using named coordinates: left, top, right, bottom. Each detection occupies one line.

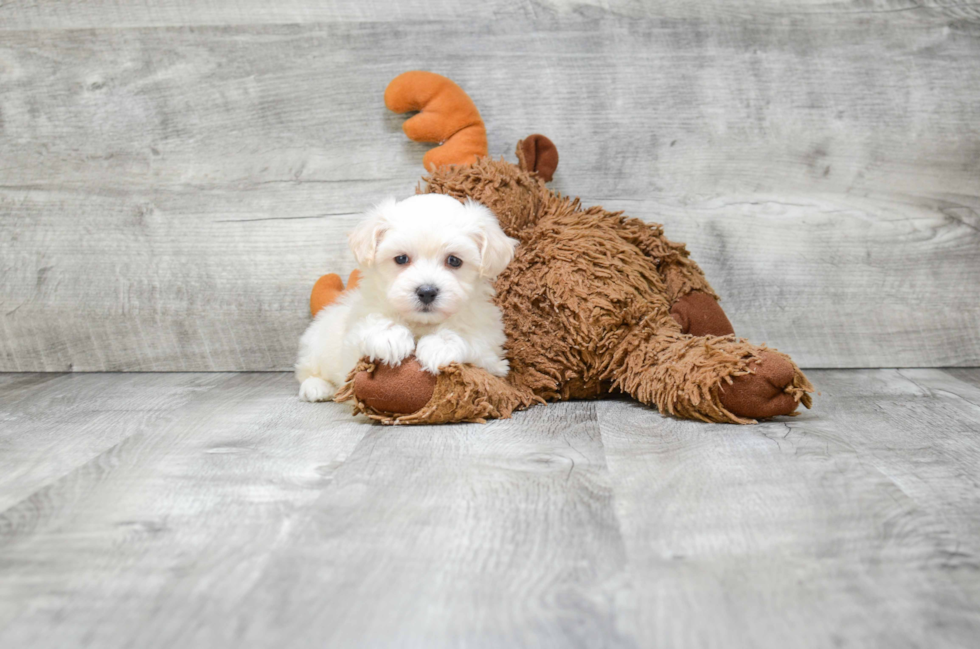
left=384, top=71, right=488, bottom=171
left=309, top=270, right=360, bottom=317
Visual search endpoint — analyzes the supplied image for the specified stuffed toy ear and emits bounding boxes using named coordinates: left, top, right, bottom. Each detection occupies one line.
left=517, top=134, right=559, bottom=182
left=463, top=199, right=518, bottom=278
left=385, top=71, right=488, bottom=171
left=348, top=199, right=394, bottom=266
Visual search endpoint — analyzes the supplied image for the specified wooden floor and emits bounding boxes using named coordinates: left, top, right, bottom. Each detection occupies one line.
left=2, top=369, right=980, bottom=648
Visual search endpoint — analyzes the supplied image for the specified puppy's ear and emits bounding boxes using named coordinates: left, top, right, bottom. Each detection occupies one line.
left=464, top=199, right=518, bottom=278
left=348, top=198, right=394, bottom=266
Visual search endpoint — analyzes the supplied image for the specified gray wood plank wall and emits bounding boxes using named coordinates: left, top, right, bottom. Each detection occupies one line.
left=2, top=1, right=979, bottom=371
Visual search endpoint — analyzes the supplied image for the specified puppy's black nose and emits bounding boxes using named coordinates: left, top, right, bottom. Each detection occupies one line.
left=415, top=285, right=439, bottom=305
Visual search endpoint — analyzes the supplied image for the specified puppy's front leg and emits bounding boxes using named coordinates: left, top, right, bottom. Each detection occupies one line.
left=415, top=329, right=473, bottom=375
left=357, top=314, right=416, bottom=366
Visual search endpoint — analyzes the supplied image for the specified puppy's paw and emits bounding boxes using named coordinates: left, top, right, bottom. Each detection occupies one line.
left=299, top=376, right=336, bottom=402
left=415, top=330, right=469, bottom=374
left=361, top=325, right=416, bottom=366
left=485, top=357, right=510, bottom=378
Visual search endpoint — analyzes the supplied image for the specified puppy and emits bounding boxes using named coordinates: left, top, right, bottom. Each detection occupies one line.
left=296, top=193, right=518, bottom=402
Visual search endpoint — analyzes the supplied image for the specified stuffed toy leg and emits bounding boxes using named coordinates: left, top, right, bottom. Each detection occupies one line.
left=339, top=295, right=811, bottom=425
left=316, top=257, right=810, bottom=425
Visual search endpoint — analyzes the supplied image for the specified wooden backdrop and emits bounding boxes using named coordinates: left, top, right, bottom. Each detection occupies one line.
left=2, top=1, right=979, bottom=371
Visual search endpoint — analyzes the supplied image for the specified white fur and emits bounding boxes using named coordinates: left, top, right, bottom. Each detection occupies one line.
left=296, top=194, right=518, bottom=402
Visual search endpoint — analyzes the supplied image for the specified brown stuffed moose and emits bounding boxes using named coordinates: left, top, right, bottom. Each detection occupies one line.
left=313, top=71, right=813, bottom=425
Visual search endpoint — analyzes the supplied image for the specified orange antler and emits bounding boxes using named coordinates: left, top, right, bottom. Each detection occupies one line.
left=384, top=71, right=488, bottom=171
left=310, top=270, right=361, bottom=317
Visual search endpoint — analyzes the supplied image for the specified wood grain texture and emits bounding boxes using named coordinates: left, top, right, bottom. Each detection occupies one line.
left=1, top=3, right=979, bottom=370
left=1, top=370, right=979, bottom=647
left=945, top=367, right=980, bottom=390
left=0, top=372, right=229, bottom=510
left=1, top=0, right=978, bottom=30
left=0, top=372, right=371, bottom=641
left=233, top=401, right=630, bottom=648
left=596, top=368, right=980, bottom=649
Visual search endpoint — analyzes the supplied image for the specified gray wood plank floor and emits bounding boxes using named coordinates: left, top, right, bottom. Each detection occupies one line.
left=2, top=370, right=979, bottom=648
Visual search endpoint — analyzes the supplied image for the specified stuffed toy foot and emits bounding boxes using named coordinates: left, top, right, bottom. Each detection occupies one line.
left=348, top=358, right=436, bottom=417
left=670, top=291, right=735, bottom=337
left=341, top=359, right=540, bottom=425
left=716, top=351, right=812, bottom=420
left=665, top=292, right=809, bottom=420
left=610, top=328, right=813, bottom=424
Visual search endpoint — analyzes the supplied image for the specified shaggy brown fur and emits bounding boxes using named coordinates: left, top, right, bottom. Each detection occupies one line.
left=337, top=140, right=813, bottom=424
left=340, top=359, right=542, bottom=425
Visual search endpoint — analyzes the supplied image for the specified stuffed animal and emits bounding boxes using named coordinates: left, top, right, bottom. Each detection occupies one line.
left=314, top=71, right=813, bottom=425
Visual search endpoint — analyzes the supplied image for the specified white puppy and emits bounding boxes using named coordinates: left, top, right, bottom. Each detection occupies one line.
left=296, top=194, right=518, bottom=402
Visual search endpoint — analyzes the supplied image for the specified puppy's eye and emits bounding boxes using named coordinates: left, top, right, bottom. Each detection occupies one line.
left=446, top=255, right=463, bottom=269
left=394, top=254, right=410, bottom=265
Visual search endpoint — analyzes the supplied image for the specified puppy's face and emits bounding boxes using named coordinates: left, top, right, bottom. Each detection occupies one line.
left=349, top=194, right=517, bottom=325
